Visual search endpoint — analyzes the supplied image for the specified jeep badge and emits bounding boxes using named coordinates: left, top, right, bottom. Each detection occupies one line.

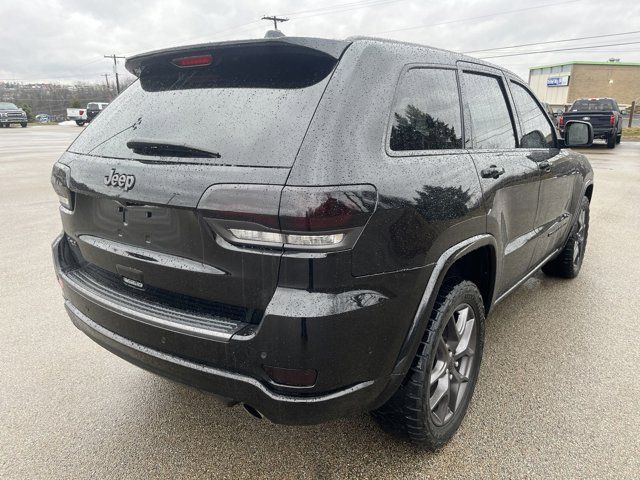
left=104, top=169, right=136, bottom=191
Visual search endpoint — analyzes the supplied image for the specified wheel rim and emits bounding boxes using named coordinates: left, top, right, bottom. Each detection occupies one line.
left=573, top=207, right=587, bottom=267
left=428, top=303, right=478, bottom=426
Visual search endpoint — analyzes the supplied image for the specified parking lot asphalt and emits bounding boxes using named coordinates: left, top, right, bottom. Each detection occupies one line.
left=1, top=125, right=639, bottom=479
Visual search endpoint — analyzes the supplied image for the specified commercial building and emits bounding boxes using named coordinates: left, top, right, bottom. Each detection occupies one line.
left=528, top=61, right=640, bottom=110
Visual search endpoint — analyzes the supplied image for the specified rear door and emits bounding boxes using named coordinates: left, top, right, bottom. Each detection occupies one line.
left=59, top=40, right=347, bottom=312
left=507, top=79, right=579, bottom=266
left=458, top=63, right=541, bottom=296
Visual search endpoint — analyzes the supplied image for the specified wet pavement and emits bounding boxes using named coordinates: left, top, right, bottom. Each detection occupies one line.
left=1, top=125, right=639, bottom=479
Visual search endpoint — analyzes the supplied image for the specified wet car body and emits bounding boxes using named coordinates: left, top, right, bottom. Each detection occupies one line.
left=52, top=36, right=594, bottom=425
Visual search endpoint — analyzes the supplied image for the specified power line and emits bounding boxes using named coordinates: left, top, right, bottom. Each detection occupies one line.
left=278, top=0, right=399, bottom=17
left=369, top=0, right=582, bottom=35
left=479, top=40, right=640, bottom=59
left=127, top=2, right=404, bottom=55
left=287, top=0, right=405, bottom=19
left=464, top=29, right=640, bottom=54
left=123, top=20, right=264, bottom=56
left=0, top=72, right=106, bottom=81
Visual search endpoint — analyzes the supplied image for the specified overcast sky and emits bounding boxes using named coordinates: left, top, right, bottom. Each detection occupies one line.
left=1, top=0, right=639, bottom=83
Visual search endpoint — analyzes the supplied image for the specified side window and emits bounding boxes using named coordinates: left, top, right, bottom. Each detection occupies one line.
left=462, top=72, right=516, bottom=149
left=389, top=68, right=463, bottom=151
left=510, top=82, right=555, bottom=148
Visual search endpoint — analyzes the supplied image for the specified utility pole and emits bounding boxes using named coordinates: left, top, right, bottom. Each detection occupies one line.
left=261, top=15, right=289, bottom=30
left=102, top=73, right=112, bottom=100
left=104, top=54, right=126, bottom=94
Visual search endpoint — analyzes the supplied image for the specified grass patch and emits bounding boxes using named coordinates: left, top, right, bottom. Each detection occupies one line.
left=622, top=127, right=640, bottom=138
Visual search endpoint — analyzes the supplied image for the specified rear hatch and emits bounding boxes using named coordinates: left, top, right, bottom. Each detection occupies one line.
left=57, top=38, right=350, bottom=315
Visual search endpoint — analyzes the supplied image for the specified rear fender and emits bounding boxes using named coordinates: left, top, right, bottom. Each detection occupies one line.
left=370, top=233, right=497, bottom=408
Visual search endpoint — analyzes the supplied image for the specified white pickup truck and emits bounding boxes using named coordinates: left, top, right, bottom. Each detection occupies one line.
left=66, top=102, right=108, bottom=126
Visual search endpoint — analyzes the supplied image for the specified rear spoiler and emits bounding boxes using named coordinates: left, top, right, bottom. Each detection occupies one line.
left=125, top=37, right=351, bottom=76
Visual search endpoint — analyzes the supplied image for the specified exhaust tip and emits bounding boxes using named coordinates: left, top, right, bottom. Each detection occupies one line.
left=243, top=403, right=264, bottom=420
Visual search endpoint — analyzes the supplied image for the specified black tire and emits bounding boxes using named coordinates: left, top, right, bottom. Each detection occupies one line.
left=616, top=133, right=621, bottom=144
left=607, top=133, right=616, bottom=148
left=372, top=280, right=485, bottom=449
left=542, top=196, right=589, bottom=279
left=75, top=121, right=85, bottom=126
left=21, top=122, right=27, bottom=128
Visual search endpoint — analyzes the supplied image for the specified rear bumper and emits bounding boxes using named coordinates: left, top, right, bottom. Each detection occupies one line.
left=592, top=127, right=616, bottom=139
left=560, top=126, right=616, bottom=139
left=53, top=234, right=427, bottom=424
left=65, top=300, right=385, bottom=424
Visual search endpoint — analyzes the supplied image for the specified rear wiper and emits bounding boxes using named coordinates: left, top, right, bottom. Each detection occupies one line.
left=126, top=138, right=221, bottom=158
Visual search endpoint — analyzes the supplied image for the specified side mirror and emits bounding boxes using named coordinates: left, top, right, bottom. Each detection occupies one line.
left=564, top=120, right=593, bottom=147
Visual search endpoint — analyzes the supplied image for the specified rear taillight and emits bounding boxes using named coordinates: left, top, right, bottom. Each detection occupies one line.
left=558, top=115, right=564, bottom=128
left=610, top=114, right=615, bottom=126
left=198, top=184, right=377, bottom=251
left=79, top=110, right=84, bottom=115
left=51, top=163, right=74, bottom=211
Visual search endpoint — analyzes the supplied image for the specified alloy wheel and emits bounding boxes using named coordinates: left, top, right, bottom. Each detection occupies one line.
left=573, top=207, right=587, bottom=267
left=428, top=303, right=478, bottom=426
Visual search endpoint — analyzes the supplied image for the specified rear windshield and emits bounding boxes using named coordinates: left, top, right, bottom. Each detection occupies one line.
left=87, top=103, right=101, bottom=109
left=570, top=99, right=616, bottom=111
left=68, top=45, right=339, bottom=167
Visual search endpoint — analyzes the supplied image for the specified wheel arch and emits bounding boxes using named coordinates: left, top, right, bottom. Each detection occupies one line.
left=370, top=234, right=498, bottom=409
left=584, top=182, right=593, bottom=202
left=443, top=243, right=496, bottom=315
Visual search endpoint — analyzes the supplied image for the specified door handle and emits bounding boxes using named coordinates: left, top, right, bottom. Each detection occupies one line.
left=539, top=160, right=551, bottom=171
left=480, top=165, right=505, bottom=179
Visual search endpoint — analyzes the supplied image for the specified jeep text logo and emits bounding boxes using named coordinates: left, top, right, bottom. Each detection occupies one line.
left=104, top=169, right=136, bottom=191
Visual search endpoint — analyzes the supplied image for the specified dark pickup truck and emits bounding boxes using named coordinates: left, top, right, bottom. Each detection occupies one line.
left=559, top=97, right=622, bottom=148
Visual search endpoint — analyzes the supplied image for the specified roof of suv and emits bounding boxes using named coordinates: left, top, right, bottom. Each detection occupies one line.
left=125, top=35, right=521, bottom=81
left=346, top=35, right=515, bottom=73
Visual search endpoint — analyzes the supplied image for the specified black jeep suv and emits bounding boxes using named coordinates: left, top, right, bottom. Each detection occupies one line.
left=51, top=36, right=594, bottom=449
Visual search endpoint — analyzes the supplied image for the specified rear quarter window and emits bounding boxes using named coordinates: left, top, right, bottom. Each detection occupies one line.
left=389, top=68, right=463, bottom=152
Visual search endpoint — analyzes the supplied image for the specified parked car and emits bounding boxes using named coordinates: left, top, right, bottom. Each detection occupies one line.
left=543, top=102, right=559, bottom=127
left=66, top=107, right=87, bottom=126
left=35, top=114, right=50, bottom=123
left=67, top=102, right=108, bottom=126
left=559, top=97, right=622, bottom=148
left=0, top=102, right=28, bottom=128
left=86, top=102, right=108, bottom=122
left=51, top=36, right=594, bottom=449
